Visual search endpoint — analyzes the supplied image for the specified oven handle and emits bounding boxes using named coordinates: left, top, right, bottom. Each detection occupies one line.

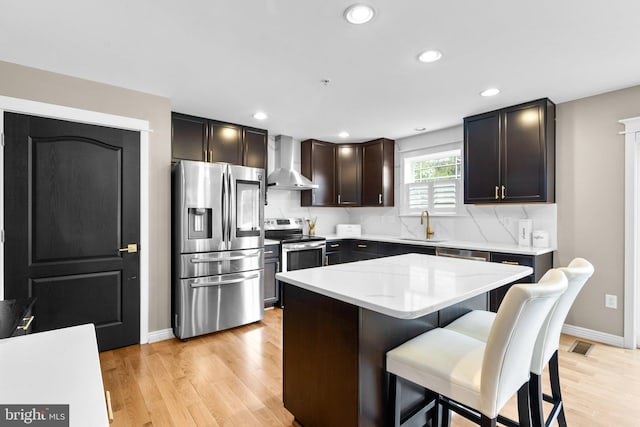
left=190, top=252, right=261, bottom=263
left=282, top=241, right=326, bottom=251
left=190, top=273, right=260, bottom=288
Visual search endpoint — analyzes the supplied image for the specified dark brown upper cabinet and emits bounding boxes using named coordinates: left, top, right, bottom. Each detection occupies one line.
left=301, top=139, right=336, bottom=206
left=336, top=144, right=362, bottom=206
left=243, top=127, right=268, bottom=170
left=209, top=121, right=242, bottom=164
left=463, top=98, right=555, bottom=204
left=301, top=138, right=394, bottom=207
left=171, top=114, right=207, bottom=161
left=362, top=138, right=394, bottom=206
left=171, top=112, right=267, bottom=170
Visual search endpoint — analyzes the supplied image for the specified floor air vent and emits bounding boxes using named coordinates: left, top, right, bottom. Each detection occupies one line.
left=568, top=340, right=594, bottom=356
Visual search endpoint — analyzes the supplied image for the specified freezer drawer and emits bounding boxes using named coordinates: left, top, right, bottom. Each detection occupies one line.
left=174, top=269, right=264, bottom=339
left=179, top=249, right=263, bottom=278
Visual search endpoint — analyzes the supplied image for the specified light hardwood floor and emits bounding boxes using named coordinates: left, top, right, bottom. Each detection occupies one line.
left=100, top=308, right=640, bottom=426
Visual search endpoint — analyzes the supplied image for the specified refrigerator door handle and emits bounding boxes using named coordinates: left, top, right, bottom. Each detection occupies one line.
left=227, top=171, right=233, bottom=244
left=190, top=253, right=261, bottom=263
left=189, top=273, right=260, bottom=288
left=221, top=167, right=228, bottom=248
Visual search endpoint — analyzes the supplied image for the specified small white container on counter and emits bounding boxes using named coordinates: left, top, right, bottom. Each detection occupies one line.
left=336, top=224, right=362, bottom=237
left=532, top=230, right=550, bottom=248
left=518, top=219, right=533, bottom=247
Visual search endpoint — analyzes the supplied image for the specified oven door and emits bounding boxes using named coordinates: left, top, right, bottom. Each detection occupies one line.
left=281, top=241, right=326, bottom=272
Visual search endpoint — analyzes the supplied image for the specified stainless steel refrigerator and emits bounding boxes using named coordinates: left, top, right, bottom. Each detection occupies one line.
left=172, top=160, right=264, bottom=339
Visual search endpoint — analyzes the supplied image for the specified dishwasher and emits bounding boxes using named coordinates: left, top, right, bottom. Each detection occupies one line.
left=435, top=247, right=494, bottom=322
left=435, top=247, right=490, bottom=262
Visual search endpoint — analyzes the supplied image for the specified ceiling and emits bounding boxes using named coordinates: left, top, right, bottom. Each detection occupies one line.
left=1, top=1, right=640, bottom=142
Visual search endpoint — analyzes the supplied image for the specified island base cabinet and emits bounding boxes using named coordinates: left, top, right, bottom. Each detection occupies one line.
left=283, top=284, right=476, bottom=427
left=283, top=284, right=359, bottom=427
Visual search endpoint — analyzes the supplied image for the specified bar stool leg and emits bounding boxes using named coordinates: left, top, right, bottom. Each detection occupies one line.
left=388, top=373, right=401, bottom=427
left=480, top=414, right=497, bottom=427
left=517, top=382, right=532, bottom=427
left=529, top=373, right=544, bottom=427
left=549, top=351, right=567, bottom=427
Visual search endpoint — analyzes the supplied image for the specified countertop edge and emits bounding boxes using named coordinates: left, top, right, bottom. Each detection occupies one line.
left=323, top=234, right=554, bottom=256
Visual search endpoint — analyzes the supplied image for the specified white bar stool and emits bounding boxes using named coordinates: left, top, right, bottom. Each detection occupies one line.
left=445, top=258, right=594, bottom=427
left=386, top=270, right=568, bottom=427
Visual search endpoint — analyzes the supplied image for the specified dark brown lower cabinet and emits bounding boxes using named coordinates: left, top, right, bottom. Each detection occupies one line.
left=263, top=244, right=280, bottom=307
left=489, top=252, right=553, bottom=311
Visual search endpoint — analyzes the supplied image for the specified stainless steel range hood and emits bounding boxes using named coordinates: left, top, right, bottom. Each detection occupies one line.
left=267, top=135, right=318, bottom=190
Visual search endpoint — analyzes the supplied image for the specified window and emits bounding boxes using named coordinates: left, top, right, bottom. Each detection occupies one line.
left=400, top=145, right=463, bottom=216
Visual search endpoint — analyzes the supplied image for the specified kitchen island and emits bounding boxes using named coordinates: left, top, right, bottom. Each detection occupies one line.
left=276, top=253, right=532, bottom=427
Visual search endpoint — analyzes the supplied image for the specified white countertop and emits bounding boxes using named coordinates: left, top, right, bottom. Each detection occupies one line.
left=323, top=234, right=554, bottom=256
left=276, top=253, right=533, bottom=319
left=0, top=324, right=109, bottom=426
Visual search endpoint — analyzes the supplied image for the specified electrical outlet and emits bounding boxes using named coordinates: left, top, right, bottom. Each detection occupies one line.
left=605, top=294, right=618, bottom=309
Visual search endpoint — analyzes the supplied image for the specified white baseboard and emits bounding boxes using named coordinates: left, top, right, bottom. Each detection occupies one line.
left=147, top=328, right=175, bottom=343
left=562, top=324, right=625, bottom=347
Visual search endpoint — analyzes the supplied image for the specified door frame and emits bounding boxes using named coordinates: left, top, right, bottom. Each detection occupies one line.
left=0, top=95, right=150, bottom=344
left=621, top=116, right=640, bottom=349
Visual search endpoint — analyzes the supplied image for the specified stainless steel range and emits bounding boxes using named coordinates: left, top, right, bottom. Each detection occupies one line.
left=265, top=218, right=326, bottom=272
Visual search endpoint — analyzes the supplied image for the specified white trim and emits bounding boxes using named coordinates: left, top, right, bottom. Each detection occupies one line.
left=0, top=95, right=151, bottom=345
left=148, top=328, right=175, bottom=343
left=620, top=116, right=640, bottom=349
left=561, top=324, right=625, bottom=348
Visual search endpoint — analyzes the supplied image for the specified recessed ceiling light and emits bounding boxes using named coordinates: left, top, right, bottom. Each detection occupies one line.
left=417, top=50, right=442, bottom=63
left=339, top=131, right=350, bottom=138
left=414, top=127, right=426, bottom=132
left=344, top=4, right=375, bottom=24
left=480, top=88, right=500, bottom=97
left=252, top=111, right=268, bottom=120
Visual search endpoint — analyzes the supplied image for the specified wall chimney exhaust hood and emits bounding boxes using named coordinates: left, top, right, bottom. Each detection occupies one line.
left=267, top=135, right=318, bottom=190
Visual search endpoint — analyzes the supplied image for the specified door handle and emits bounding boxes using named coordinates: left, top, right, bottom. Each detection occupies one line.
left=16, top=315, right=34, bottom=331
left=190, top=273, right=260, bottom=288
left=119, top=244, right=138, bottom=253
left=495, top=186, right=499, bottom=200
left=379, top=193, right=382, bottom=204
left=190, top=252, right=260, bottom=263
left=501, top=185, right=506, bottom=200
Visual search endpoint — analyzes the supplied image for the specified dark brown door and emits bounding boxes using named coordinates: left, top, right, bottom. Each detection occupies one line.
left=3, top=112, right=140, bottom=351
left=171, top=112, right=207, bottom=161
left=243, top=128, right=267, bottom=169
left=502, top=102, right=547, bottom=202
left=362, top=138, right=394, bottom=206
left=209, top=121, right=242, bottom=164
left=464, top=112, right=501, bottom=203
left=301, top=140, right=336, bottom=206
left=336, top=144, right=361, bottom=205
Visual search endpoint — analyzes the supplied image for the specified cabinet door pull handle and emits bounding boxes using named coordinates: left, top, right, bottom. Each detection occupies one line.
left=501, top=260, right=520, bottom=265
left=264, top=250, right=273, bottom=254
left=379, top=193, right=382, bottom=204
left=501, top=185, right=506, bottom=200
left=276, top=261, right=280, bottom=272
left=330, top=244, right=340, bottom=248
left=325, top=255, right=329, bottom=266
left=357, top=244, right=367, bottom=248
left=209, top=150, right=213, bottom=162
left=495, top=186, right=499, bottom=200
left=338, top=194, right=341, bottom=204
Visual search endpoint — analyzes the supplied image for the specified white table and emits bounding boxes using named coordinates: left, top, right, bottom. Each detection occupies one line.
left=0, top=324, right=109, bottom=427
left=277, top=254, right=533, bottom=427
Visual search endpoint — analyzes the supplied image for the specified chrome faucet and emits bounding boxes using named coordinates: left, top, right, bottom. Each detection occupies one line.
left=420, top=210, right=435, bottom=240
